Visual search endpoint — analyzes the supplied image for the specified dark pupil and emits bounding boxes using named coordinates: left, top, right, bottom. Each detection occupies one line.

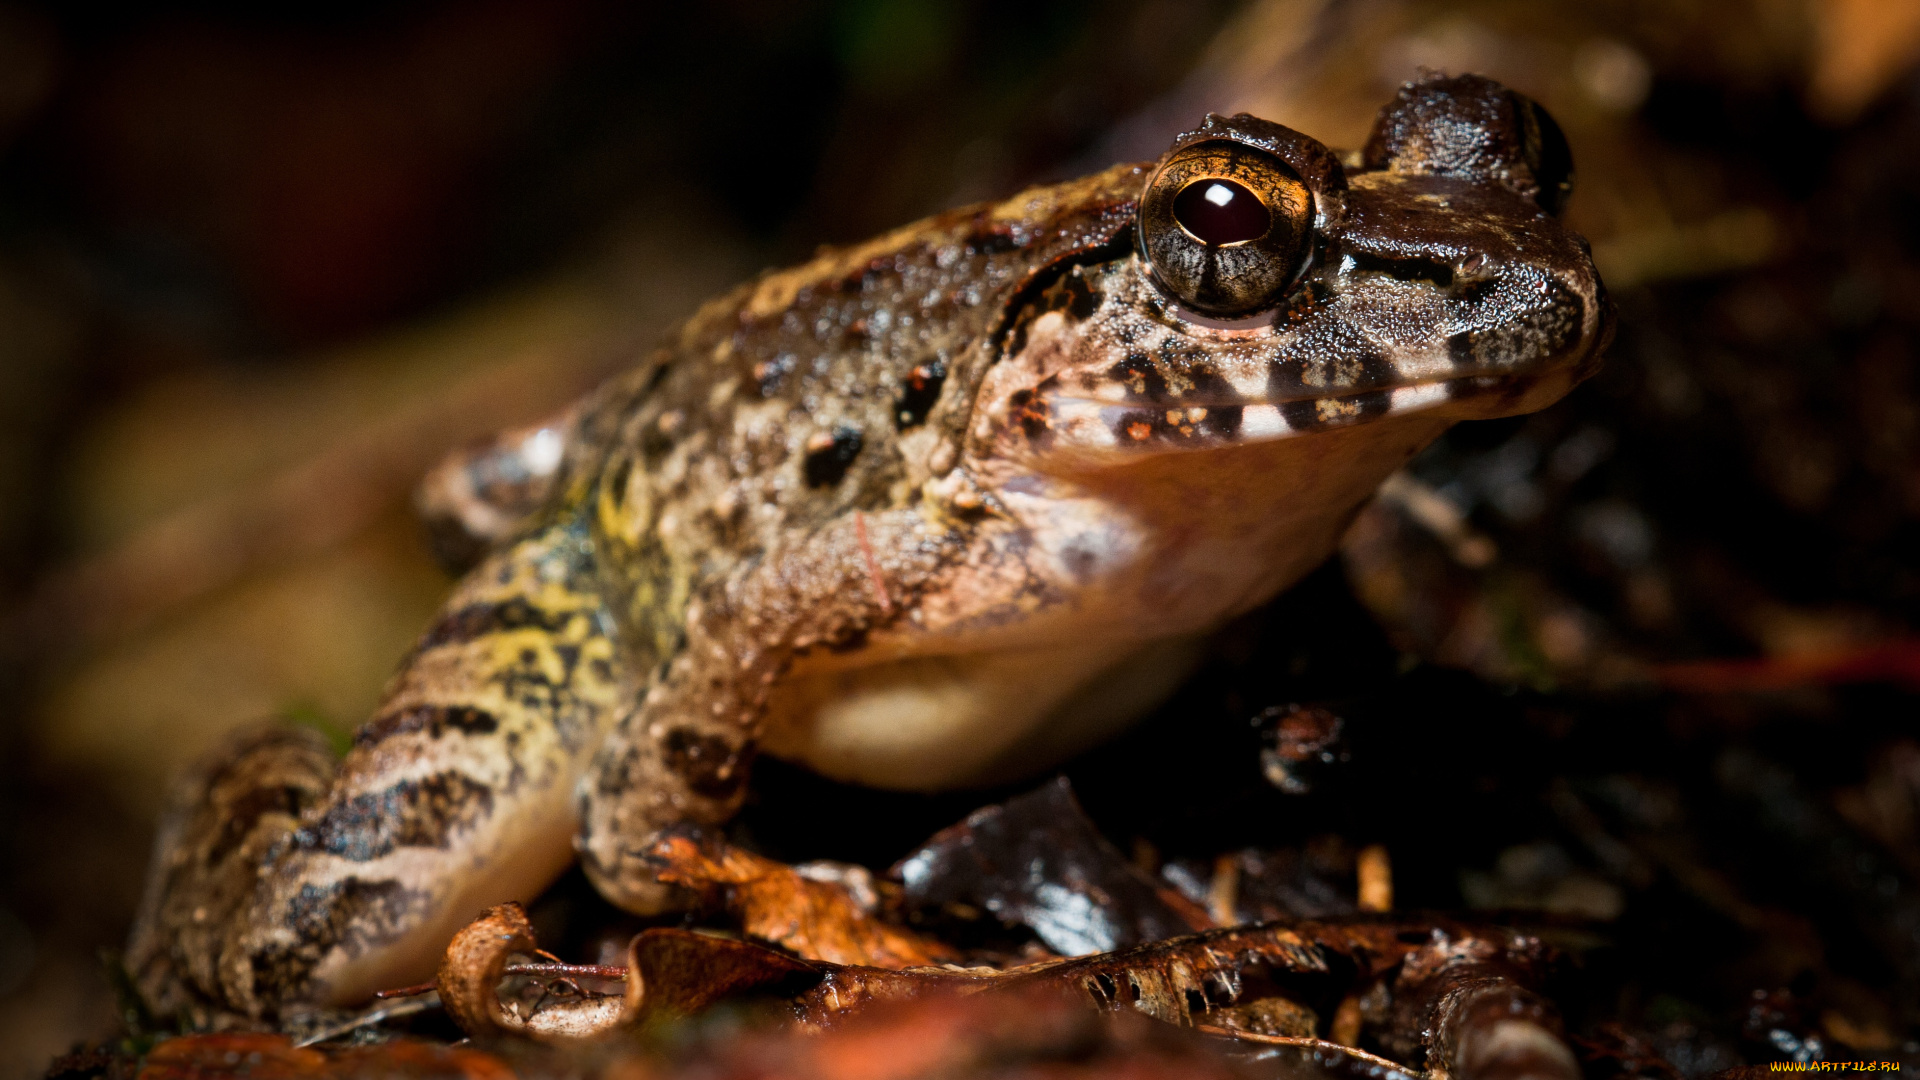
left=1172, top=177, right=1269, bottom=246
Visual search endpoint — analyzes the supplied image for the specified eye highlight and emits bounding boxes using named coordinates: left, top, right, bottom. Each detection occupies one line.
left=1139, top=139, right=1313, bottom=317
left=1173, top=178, right=1269, bottom=246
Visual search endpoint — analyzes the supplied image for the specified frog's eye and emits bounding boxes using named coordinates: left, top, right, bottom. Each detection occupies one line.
left=1139, top=140, right=1313, bottom=317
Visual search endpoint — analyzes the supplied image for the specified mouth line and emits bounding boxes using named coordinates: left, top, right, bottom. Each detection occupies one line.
left=1041, top=368, right=1544, bottom=411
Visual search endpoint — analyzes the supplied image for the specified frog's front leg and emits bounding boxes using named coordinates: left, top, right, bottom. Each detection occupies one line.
left=577, top=507, right=958, bottom=913
left=127, top=517, right=625, bottom=1022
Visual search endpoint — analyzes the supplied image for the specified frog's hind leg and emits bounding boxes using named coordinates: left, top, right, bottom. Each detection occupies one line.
left=126, top=516, right=625, bottom=1022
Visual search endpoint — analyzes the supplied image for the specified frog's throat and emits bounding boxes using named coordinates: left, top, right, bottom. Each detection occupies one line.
left=760, top=635, right=1208, bottom=790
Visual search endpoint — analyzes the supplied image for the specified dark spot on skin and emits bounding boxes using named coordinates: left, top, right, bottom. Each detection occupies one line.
left=1059, top=271, right=1099, bottom=319
left=355, top=704, right=501, bottom=748
left=1355, top=346, right=1398, bottom=387
left=1114, top=408, right=1161, bottom=443
left=1110, top=353, right=1170, bottom=403
left=1061, top=546, right=1098, bottom=584
left=418, top=598, right=575, bottom=651
left=803, top=426, right=864, bottom=488
left=1202, top=405, right=1243, bottom=438
left=1447, top=330, right=1476, bottom=367
left=1278, top=399, right=1321, bottom=430
left=1277, top=389, right=1393, bottom=431
left=661, top=727, right=749, bottom=799
left=295, top=772, right=495, bottom=862
left=643, top=362, right=673, bottom=396
left=1178, top=360, right=1243, bottom=406
left=251, top=878, right=422, bottom=1002
left=1004, top=311, right=1035, bottom=359
left=895, top=361, right=946, bottom=429
left=606, top=459, right=632, bottom=507
left=1353, top=389, right=1393, bottom=419
left=1009, top=387, right=1051, bottom=441
left=641, top=423, right=674, bottom=464
left=1110, top=394, right=1239, bottom=444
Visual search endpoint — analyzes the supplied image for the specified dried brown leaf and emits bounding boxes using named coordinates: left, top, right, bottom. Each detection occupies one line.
left=643, top=827, right=962, bottom=968
left=436, top=902, right=635, bottom=1042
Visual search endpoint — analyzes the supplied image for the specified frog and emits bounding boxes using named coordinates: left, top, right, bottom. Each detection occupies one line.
left=126, top=73, right=1612, bottom=1026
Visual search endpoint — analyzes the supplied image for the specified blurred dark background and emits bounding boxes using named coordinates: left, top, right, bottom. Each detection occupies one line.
left=2, top=0, right=1919, bottom=1073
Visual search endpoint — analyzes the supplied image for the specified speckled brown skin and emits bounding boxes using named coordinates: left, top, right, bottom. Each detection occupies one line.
left=129, top=74, right=1612, bottom=1026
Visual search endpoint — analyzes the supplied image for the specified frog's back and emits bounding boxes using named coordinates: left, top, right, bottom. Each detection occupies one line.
left=570, top=164, right=1148, bottom=668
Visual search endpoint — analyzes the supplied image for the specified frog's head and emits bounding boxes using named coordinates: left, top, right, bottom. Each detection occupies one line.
left=967, top=73, right=1611, bottom=487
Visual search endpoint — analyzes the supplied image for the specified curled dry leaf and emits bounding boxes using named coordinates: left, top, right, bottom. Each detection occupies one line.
left=627, top=923, right=823, bottom=1023
left=642, top=825, right=963, bottom=968
left=435, top=902, right=637, bottom=1042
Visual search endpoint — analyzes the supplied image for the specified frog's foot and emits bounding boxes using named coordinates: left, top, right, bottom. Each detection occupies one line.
left=575, top=700, right=749, bottom=916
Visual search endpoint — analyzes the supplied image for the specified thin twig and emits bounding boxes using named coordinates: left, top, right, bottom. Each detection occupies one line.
left=292, top=995, right=439, bottom=1047
left=372, top=961, right=630, bottom=1000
